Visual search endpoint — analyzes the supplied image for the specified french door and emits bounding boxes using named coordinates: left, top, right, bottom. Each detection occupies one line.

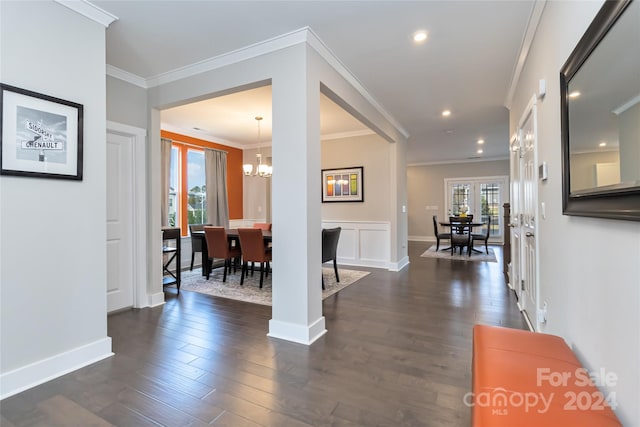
left=444, top=176, right=508, bottom=242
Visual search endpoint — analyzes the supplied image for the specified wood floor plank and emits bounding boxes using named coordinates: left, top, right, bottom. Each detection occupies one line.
left=1, top=244, right=527, bottom=427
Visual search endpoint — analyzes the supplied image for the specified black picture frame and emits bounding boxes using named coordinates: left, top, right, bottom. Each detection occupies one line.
left=560, top=0, right=640, bottom=221
left=321, top=166, right=364, bottom=203
left=1, top=83, right=83, bottom=180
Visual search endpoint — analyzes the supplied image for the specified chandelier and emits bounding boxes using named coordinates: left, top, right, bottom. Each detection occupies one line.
left=243, top=116, right=272, bottom=178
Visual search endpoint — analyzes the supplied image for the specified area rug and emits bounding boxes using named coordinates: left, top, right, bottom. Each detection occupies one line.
left=420, top=245, right=497, bottom=262
left=175, top=266, right=370, bottom=306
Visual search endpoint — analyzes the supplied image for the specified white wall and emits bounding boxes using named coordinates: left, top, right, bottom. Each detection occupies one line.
left=510, top=1, right=640, bottom=424
left=106, top=76, right=148, bottom=129
left=0, top=1, right=112, bottom=397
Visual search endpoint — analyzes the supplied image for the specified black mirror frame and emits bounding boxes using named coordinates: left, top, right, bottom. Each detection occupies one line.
left=560, top=0, right=640, bottom=221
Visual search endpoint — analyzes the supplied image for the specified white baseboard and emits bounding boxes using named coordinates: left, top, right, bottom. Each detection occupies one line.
left=148, top=292, right=165, bottom=307
left=408, top=235, right=435, bottom=242
left=267, top=317, right=327, bottom=345
left=0, top=338, right=113, bottom=400
left=388, top=256, right=410, bottom=272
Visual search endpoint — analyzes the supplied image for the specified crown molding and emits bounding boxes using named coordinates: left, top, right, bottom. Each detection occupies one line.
left=321, top=129, right=375, bottom=141
left=305, top=28, right=410, bottom=140
left=106, top=65, right=148, bottom=89
left=107, top=26, right=408, bottom=143
left=145, top=28, right=308, bottom=88
left=161, top=124, right=245, bottom=150
left=504, top=0, right=547, bottom=110
left=55, top=0, right=118, bottom=27
left=611, top=93, right=640, bottom=115
left=408, top=155, right=509, bottom=167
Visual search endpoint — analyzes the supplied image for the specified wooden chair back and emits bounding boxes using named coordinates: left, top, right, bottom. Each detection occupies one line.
left=204, top=226, right=231, bottom=258
left=253, top=222, right=272, bottom=231
left=237, top=228, right=269, bottom=262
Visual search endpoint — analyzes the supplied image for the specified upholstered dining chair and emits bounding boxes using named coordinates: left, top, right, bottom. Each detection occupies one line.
left=471, top=216, right=492, bottom=254
left=322, top=227, right=341, bottom=290
left=253, top=222, right=272, bottom=231
left=203, top=226, right=241, bottom=282
left=432, top=215, right=451, bottom=251
left=237, top=228, right=272, bottom=288
left=449, top=216, right=472, bottom=255
left=188, top=223, right=211, bottom=270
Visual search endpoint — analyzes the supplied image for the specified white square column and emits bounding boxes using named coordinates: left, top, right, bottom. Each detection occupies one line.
left=268, top=45, right=325, bottom=345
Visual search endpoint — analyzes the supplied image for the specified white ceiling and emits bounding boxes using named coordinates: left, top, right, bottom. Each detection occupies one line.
left=95, top=0, right=536, bottom=164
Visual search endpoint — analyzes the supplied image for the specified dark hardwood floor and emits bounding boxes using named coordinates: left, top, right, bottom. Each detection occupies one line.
left=1, top=242, right=526, bottom=427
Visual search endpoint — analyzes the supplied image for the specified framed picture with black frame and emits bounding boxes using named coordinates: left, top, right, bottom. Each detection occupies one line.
left=321, top=166, right=364, bottom=203
left=1, top=83, right=83, bottom=180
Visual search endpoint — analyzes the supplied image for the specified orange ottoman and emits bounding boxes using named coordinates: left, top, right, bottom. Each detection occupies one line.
left=471, top=325, right=621, bottom=427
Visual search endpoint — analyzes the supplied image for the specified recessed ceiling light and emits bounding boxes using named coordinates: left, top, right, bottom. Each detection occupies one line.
left=477, top=149, right=484, bottom=154
left=445, top=129, right=454, bottom=134
left=413, top=31, right=428, bottom=43
left=569, top=91, right=581, bottom=98
left=599, top=141, right=607, bottom=147
left=477, top=139, right=485, bottom=144
left=442, top=110, right=451, bottom=117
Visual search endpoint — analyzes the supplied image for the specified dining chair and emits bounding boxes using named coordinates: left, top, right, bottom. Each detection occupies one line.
left=471, top=215, right=492, bottom=254
left=203, top=226, right=241, bottom=282
left=253, top=222, right=272, bottom=231
left=449, top=216, right=472, bottom=255
left=237, top=228, right=272, bottom=288
left=432, top=215, right=451, bottom=251
left=188, top=223, right=211, bottom=270
left=322, top=227, right=341, bottom=290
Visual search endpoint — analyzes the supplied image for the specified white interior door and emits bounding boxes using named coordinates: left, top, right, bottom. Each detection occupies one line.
left=107, top=131, right=134, bottom=312
left=513, top=96, right=539, bottom=330
left=509, top=135, right=522, bottom=296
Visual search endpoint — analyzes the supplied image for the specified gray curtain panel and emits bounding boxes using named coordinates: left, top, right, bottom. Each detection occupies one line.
left=160, top=138, right=172, bottom=227
left=205, top=148, right=229, bottom=228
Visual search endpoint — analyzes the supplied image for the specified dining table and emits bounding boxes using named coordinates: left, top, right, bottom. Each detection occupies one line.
left=438, top=220, right=485, bottom=254
left=192, top=229, right=272, bottom=277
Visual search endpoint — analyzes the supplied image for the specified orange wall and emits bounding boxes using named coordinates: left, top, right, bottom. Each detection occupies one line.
left=161, top=130, right=243, bottom=220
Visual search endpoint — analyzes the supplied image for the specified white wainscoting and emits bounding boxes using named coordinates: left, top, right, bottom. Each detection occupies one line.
left=322, top=221, right=390, bottom=269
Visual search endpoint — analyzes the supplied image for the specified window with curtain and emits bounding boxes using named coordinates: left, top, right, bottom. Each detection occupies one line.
left=168, top=143, right=208, bottom=235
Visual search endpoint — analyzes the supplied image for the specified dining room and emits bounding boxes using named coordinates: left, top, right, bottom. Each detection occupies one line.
left=156, top=80, right=403, bottom=333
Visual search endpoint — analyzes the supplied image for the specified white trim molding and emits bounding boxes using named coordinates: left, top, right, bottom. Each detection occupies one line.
left=106, top=121, right=149, bottom=309
left=54, top=0, right=118, bottom=27
left=322, top=220, right=391, bottom=269
left=504, top=0, right=547, bottom=109
left=388, top=256, right=410, bottom=272
left=268, top=317, right=327, bottom=346
left=106, top=65, right=148, bottom=89
left=0, top=338, right=113, bottom=400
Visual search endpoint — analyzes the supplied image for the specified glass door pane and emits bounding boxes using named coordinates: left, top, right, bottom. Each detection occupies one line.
left=448, top=183, right=473, bottom=217
left=479, top=182, right=501, bottom=237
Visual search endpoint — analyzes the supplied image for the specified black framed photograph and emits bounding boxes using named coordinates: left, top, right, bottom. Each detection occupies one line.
left=1, top=83, right=83, bottom=180
left=322, top=166, right=364, bottom=203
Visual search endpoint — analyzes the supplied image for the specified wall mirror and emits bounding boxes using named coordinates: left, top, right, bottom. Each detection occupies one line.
left=560, top=0, right=640, bottom=221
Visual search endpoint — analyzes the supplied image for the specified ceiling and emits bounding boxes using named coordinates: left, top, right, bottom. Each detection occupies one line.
left=95, top=0, right=537, bottom=164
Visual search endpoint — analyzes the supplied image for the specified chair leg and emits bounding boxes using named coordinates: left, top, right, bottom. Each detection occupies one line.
left=322, top=274, right=325, bottom=290
left=206, top=258, right=211, bottom=280
left=333, top=259, right=340, bottom=283
left=190, top=252, right=195, bottom=271
left=436, top=238, right=440, bottom=251
left=222, top=259, right=228, bottom=282
left=259, top=263, right=265, bottom=288
left=485, top=241, right=489, bottom=254
left=240, top=262, right=247, bottom=285
left=265, top=261, right=270, bottom=277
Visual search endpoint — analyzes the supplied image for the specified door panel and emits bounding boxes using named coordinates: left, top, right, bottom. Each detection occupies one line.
left=510, top=139, right=522, bottom=297
left=107, top=132, right=134, bottom=312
